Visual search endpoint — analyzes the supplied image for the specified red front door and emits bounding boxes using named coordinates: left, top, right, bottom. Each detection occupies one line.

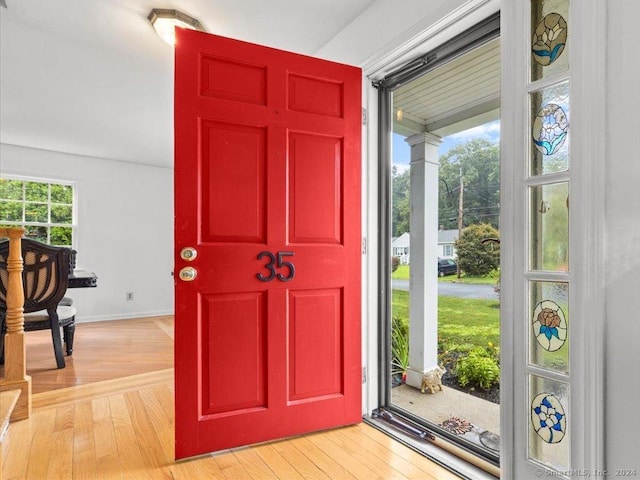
left=174, top=29, right=362, bottom=459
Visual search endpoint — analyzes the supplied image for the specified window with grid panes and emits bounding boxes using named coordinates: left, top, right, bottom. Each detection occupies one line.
left=0, top=176, right=75, bottom=247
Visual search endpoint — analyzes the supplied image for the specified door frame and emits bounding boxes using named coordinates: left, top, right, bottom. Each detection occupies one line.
left=360, top=2, right=504, bottom=477
left=360, top=0, right=501, bottom=422
left=359, top=0, right=605, bottom=477
left=368, top=13, right=502, bottom=477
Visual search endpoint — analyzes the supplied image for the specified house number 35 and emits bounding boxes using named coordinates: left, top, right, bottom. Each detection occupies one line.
left=257, top=251, right=295, bottom=282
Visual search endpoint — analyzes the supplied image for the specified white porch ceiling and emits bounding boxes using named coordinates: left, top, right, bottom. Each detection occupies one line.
left=393, top=37, right=500, bottom=138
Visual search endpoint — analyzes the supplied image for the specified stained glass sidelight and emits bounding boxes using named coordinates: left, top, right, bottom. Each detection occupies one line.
left=529, top=375, right=570, bottom=471
left=526, top=1, right=572, bottom=477
left=530, top=182, right=569, bottom=271
left=531, top=0, right=570, bottom=81
left=531, top=393, right=567, bottom=444
left=532, top=14, right=567, bottom=66
left=532, top=104, right=568, bottom=156
left=532, top=300, right=567, bottom=351
left=530, top=81, right=569, bottom=176
left=530, top=281, right=569, bottom=372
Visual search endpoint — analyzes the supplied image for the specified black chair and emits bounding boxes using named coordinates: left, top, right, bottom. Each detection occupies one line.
left=0, top=238, right=76, bottom=369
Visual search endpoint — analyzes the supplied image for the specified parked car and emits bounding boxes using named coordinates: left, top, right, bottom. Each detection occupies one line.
left=438, top=258, right=457, bottom=277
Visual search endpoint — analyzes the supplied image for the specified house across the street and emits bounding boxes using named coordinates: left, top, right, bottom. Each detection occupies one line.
left=391, top=229, right=458, bottom=264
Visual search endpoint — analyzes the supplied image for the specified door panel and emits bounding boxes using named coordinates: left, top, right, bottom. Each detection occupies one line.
left=288, top=132, right=342, bottom=244
left=287, top=74, right=344, bottom=117
left=200, top=55, right=267, bottom=105
left=174, top=28, right=361, bottom=459
left=201, top=121, right=267, bottom=243
left=288, top=288, right=343, bottom=402
left=201, top=291, right=268, bottom=415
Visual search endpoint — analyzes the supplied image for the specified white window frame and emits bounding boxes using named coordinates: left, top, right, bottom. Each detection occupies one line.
left=500, top=1, right=605, bottom=477
left=0, top=174, right=78, bottom=248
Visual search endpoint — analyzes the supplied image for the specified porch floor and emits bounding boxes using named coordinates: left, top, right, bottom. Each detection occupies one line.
left=392, top=384, right=500, bottom=453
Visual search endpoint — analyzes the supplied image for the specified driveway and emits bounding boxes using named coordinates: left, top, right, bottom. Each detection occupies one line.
left=392, top=279, right=498, bottom=300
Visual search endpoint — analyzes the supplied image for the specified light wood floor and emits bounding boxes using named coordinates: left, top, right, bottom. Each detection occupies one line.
left=1, top=316, right=461, bottom=479
left=0, top=316, right=174, bottom=394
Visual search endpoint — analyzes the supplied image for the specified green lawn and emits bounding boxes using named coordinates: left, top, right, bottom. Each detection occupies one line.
left=391, top=289, right=500, bottom=349
left=392, top=264, right=497, bottom=285
left=392, top=265, right=410, bottom=279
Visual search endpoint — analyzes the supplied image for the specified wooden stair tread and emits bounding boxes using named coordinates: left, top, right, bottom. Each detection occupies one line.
left=0, top=389, right=21, bottom=441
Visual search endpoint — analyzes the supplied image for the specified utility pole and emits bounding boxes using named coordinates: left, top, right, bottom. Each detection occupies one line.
left=456, top=166, right=464, bottom=278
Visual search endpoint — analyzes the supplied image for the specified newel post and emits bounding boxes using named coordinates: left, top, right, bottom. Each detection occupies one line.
left=0, top=227, right=31, bottom=420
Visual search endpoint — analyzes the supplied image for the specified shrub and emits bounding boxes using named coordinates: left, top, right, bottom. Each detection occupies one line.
left=484, top=267, right=500, bottom=280
left=473, top=343, right=500, bottom=364
left=391, top=315, right=409, bottom=379
left=455, top=223, right=500, bottom=276
left=391, top=256, right=400, bottom=273
left=484, top=268, right=501, bottom=297
left=457, top=351, right=500, bottom=390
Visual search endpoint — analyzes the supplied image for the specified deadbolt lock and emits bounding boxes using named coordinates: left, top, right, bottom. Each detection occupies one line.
left=180, top=247, right=198, bottom=261
left=178, top=266, right=197, bottom=282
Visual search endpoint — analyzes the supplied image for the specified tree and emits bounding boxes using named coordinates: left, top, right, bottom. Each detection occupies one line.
left=391, top=137, right=500, bottom=236
left=439, top=139, right=500, bottom=230
left=391, top=166, right=410, bottom=236
left=455, top=223, right=500, bottom=276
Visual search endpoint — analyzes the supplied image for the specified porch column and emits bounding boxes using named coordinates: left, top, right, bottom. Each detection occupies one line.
left=405, top=132, right=442, bottom=389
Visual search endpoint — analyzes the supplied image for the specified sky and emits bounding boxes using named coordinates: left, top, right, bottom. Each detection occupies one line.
left=392, top=119, right=501, bottom=172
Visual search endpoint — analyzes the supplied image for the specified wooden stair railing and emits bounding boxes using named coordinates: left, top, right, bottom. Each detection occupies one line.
left=0, top=227, right=31, bottom=421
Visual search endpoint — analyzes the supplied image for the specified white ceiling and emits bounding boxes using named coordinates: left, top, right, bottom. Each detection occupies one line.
left=0, top=0, right=376, bottom=168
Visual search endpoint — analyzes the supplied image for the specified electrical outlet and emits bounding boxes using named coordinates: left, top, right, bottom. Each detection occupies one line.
left=126, top=292, right=134, bottom=301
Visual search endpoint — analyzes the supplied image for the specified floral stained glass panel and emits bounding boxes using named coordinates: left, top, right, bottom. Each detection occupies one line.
left=530, top=182, right=569, bottom=272
left=531, top=81, right=569, bottom=176
left=531, top=0, right=569, bottom=82
left=529, top=281, right=569, bottom=373
left=529, top=375, right=570, bottom=471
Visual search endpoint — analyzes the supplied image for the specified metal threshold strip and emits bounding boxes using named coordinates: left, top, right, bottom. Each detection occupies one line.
left=372, top=407, right=436, bottom=441
left=370, top=408, right=500, bottom=478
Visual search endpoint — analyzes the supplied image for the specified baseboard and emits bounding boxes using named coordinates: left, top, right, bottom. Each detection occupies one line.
left=75, top=310, right=174, bottom=323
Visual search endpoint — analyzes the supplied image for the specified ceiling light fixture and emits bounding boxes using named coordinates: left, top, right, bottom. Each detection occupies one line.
left=148, top=9, right=206, bottom=46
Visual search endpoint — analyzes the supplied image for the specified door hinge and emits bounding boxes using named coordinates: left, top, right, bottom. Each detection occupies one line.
left=362, top=366, right=367, bottom=384
left=362, top=108, right=367, bottom=126
left=362, top=237, right=367, bottom=255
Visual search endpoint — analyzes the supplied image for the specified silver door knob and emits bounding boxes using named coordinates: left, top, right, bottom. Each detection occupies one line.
left=180, top=247, right=198, bottom=261
left=178, top=266, right=197, bottom=281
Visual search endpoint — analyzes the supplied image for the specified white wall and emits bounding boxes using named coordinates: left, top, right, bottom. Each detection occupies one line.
left=605, top=1, right=640, bottom=471
left=0, top=143, right=174, bottom=322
